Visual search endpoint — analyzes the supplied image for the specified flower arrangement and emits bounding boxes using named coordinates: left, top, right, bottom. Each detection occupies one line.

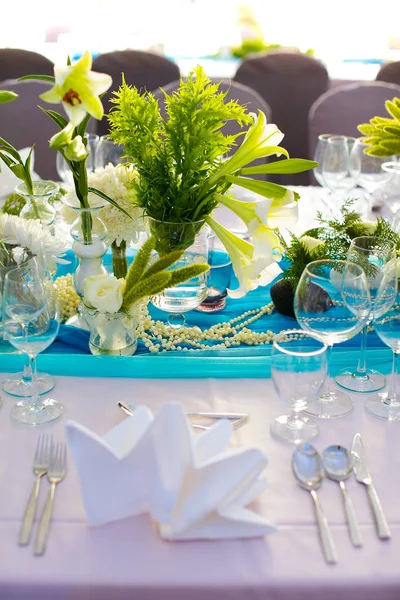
left=0, top=213, right=67, bottom=269
left=81, top=235, right=209, bottom=354
left=21, top=51, right=130, bottom=244
left=108, top=66, right=317, bottom=298
left=270, top=200, right=400, bottom=317
left=358, top=97, right=400, bottom=156
left=63, top=163, right=143, bottom=277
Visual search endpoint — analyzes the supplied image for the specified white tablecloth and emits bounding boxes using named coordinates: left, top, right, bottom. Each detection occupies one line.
left=0, top=373, right=399, bottom=599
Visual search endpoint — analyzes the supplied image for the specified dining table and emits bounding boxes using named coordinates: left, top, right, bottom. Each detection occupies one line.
left=0, top=373, right=399, bottom=600
left=0, top=184, right=399, bottom=599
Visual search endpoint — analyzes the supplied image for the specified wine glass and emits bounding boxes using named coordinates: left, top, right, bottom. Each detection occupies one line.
left=381, top=161, right=400, bottom=215
left=313, top=133, right=334, bottom=188
left=2, top=260, right=62, bottom=425
left=2, top=254, right=57, bottom=398
left=94, top=137, right=126, bottom=168
left=56, top=133, right=100, bottom=184
left=294, top=259, right=371, bottom=418
left=270, top=329, right=328, bottom=443
left=335, top=237, right=397, bottom=393
left=321, top=136, right=357, bottom=203
left=349, top=138, right=395, bottom=210
left=367, top=263, right=400, bottom=420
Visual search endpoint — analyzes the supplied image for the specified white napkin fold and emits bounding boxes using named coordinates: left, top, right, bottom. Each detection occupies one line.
left=66, top=403, right=275, bottom=540
left=0, top=148, right=37, bottom=198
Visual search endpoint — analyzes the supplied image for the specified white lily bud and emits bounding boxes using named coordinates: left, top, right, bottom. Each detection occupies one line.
left=49, top=122, right=75, bottom=149
left=64, top=135, right=88, bottom=162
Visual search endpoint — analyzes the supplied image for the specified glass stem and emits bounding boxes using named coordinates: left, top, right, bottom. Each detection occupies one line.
left=355, top=323, right=369, bottom=378
left=385, top=351, right=399, bottom=407
left=29, top=355, right=41, bottom=411
left=21, top=356, right=32, bottom=383
left=321, top=345, right=333, bottom=396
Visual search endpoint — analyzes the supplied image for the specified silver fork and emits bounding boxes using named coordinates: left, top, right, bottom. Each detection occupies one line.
left=19, top=433, right=53, bottom=546
left=33, top=441, right=67, bottom=556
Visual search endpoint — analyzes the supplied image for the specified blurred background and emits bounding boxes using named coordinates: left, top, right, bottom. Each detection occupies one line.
left=3, top=0, right=400, bottom=81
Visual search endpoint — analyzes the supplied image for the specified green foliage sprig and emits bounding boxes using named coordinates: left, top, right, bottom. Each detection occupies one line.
left=358, top=97, right=400, bottom=156
left=280, top=199, right=400, bottom=290
left=121, top=236, right=209, bottom=311
left=108, top=67, right=252, bottom=224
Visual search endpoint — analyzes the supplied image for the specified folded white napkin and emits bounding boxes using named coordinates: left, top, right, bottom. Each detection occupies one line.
left=66, top=403, right=275, bottom=540
left=0, top=148, right=37, bottom=198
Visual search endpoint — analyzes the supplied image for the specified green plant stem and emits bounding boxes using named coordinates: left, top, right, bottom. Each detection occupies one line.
left=112, top=240, right=128, bottom=279
left=68, top=156, right=92, bottom=244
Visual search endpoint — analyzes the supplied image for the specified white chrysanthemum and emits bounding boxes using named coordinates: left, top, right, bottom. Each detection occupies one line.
left=62, top=164, right=144, bottom=246
left=0, top=214, right=68, bottom=263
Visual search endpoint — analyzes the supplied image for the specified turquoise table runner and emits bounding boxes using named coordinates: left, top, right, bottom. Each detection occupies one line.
left=0, top=251, right=393, bottom=378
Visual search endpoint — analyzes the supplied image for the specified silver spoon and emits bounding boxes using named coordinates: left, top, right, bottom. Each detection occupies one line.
left=292, top=443, right=337, bottom=564
left=322, top=445, right=363, bottom=548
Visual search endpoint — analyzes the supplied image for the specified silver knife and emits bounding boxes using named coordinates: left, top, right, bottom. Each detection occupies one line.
left=351, top=433, right=391, bottom=540
left=118, top=402, right=248, bottom=431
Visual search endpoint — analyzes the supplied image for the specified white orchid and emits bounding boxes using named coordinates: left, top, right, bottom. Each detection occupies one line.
left=40, top=51, right=112, bottom=126
left=206, top=215, right=282, bottom=299
left=0, top=214, right=68, bottom=263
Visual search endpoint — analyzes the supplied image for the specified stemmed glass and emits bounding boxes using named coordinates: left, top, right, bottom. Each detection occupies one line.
left=2, top=260, right=62, bottom=425
left=349, top=138, right=395, bottom=210
left=335, top=237, right=397, bottom=393
left=321, top=136, right=357, bottom=205
left=367, top=262, right=400, bottom=420
left=295, top=260, right=371, bottom=418
left=270, top=330, right=328, bottom=443
left=56, top=133, right=99, bottom=185
left=94, top=137, right=126, bottom=169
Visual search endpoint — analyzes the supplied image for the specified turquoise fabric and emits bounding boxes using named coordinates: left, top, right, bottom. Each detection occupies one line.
left=0, top=250, right=393, bottom=378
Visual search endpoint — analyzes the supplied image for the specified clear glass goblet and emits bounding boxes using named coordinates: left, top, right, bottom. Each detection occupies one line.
left=365, top=261, right=400, bottom=420
left=335, top=236, right=397, bottom=393
left=270, top=330, right=328, bottom=443
left=295, top=259, right=371, bottom=418
left=349, top=138, right=395, bottom=210
left=321, top=135, right=357, bottom=207
left=2, top=261, right=62, bottom=425
left=94, top=137, right=126, bottom=168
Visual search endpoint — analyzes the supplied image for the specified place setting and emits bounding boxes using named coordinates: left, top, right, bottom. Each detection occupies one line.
left=0, top=42, right=400, bottom=600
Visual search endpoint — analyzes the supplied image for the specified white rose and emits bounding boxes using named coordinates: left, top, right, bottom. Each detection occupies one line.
left=83, top=274, right=125, bottom=314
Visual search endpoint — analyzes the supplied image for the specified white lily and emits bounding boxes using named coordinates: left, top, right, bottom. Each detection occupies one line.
left=300, top=235, right=324, bottom=254
left=215, top=193, right=283, bottom=260
left=40, top=51, right=112, bottom=126
left=206, top=215, right=282, bottom=299
left=209, top=111, right=288, bottom=185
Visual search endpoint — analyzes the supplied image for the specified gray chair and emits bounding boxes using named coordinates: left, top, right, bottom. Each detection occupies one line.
left=152, top=79, right=272, bottom=179
left=92, top=50, right=180, bottom=136
left=376, top=61, right=400, bottom=86
left=0, top=48, right=54, bottom=81
left=308, top=81, right=400, bottom=161
left=234, top=51, right=329, bottom=185
left=0, top=79, right=63, bottom=181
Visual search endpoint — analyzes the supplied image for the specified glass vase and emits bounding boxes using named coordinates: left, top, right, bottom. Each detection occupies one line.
left=16, top=181, right=58, bottom=231
left=83, top=306, right=138, bottom=356
left=68, top=204, right=109, bottom=297
left=148, top=218, right=209, bottom=328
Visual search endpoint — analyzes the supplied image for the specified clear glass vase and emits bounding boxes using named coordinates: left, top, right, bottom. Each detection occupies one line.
left=16, top=181, right=58, bottom=231
left=67, top=204, right=109, bottom=297
left=83, top=306, right=138, bottom=356
left=148, top=218, right=209, bottom=328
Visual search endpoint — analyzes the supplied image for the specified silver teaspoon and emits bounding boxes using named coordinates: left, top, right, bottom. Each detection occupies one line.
left=292, top=443, right=337, bottom=564
left=322, top=445, right=363, bottom=548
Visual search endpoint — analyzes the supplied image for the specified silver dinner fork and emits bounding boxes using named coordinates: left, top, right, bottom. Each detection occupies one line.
left=33, top=441, right=67, bottom=556
left=19, top=433, right=53, bottom=546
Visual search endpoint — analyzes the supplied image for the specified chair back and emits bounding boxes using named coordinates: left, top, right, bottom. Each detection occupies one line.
left=0, top=48, right=54, bottom=80
left=376, top=61, right=400, bottom=86
left=308, top=81, right=400, bottom=160
left=92, top=50, right=180, bottom=136
left=0, top=79, right=61, bottom=181
left=234, top=51, right=329, bottom=185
